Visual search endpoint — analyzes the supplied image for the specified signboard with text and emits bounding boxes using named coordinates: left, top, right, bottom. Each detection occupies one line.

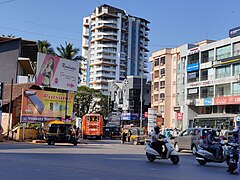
left=214, top=96, right=240, bottom=105
left=177, top=112, right=183, bottom=121
left=148, top=108, right=157, bottom=134
left=36, top=53, right=79, bottom=91
left=21, top=90, right=74, bottom=123
left=187, top=63, right=199, bottom=72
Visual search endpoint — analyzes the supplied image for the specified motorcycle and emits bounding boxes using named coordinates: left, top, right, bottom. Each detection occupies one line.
left=145, top=138, right=180, bottom=164
left=195, top=140, right=229, bottom=165
left=227, top=142, right=239, bottom=174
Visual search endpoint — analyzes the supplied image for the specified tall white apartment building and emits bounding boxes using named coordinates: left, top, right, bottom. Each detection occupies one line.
left=81, top=4, right=149, bottom=94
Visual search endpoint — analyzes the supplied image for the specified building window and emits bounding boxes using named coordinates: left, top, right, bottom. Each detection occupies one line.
left=187, top=88, right=198, bottom=100
left=154, top=82, right=159, bottom=91
left=201, top=86, right=214, bottom=98
left=187, top=71, right=199, bottom=83
left=187, top=53, right=199, bottom=64
left=201, top=69, right=208, bottom=81
left=215, top=83, right=231, bottom=97
left=160, top=81, right=165, bottom=89
left=159, top=105, right=164, bottom=114
left=154, top=94, right=158, bottom=102
left=154, top=58, right=159, bottom=66
left=160, top=56, right=165, bottom=65
left=233, top=42, right=240, bottom=56
left=216, top=66, right=231, bottom=79
left=216, top=45, right=231, bottom=60
left=201, top=49, right=214, bottom=63
left=160, top=93, right=165, bottom=101
left=232, top=83, right=240, bottom=95
left=160, top=69, right=165, bottom=76
left=233, top=64, right=240, bottom=76
left=154, top=70, right=159, bottom=78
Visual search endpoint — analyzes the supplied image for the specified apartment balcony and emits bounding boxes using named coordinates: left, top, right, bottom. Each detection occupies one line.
left=97, top=31, right=118, bottom=36
left=96, top=54, right=116, bottom=60
left=96, top=12, right=119, bottom=18
left=95, top=66, right=116, bottom=72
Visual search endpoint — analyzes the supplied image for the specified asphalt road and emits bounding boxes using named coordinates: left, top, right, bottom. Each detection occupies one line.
left=0, top=140, right=239, bottom=180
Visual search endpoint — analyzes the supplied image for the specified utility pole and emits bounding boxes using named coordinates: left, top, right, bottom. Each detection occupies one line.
left=140, top=59, right=143, bottom=128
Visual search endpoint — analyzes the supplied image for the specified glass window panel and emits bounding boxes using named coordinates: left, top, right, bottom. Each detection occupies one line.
left=216, top=66, right=231, bottom=79
left=216, top=45, right=231, bottom=60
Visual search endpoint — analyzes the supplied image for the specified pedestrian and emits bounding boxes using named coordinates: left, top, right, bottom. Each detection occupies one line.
left=121, top=131, right=126, bottom=144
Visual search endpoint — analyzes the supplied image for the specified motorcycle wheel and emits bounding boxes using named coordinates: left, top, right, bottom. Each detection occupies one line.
left=197, top=159, right=206, bottom=165
left=170, top=155, right=179, bottom=164
left=147, top=156, right=155, bottom=162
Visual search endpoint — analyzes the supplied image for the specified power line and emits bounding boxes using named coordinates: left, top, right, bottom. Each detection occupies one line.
left=0, top=14, right=81, bottom=34
left=0, top=0, right=16, bottom=5
left=0, top=25, right=81, bottom=42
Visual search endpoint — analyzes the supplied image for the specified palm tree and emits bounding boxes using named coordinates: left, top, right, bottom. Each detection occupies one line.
left=56, top=41, right=82, bottom=61
left=38, top=40, right=55, bottom=55
left=2, top=34, right=15, bottom=38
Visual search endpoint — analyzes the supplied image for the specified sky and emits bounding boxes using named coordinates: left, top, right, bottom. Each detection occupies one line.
left=0, top=0, right=240, bottom=56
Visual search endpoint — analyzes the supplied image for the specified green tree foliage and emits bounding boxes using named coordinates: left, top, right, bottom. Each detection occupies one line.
left=38, top=40, right=56, bottom=55
left=74, top=86, right=108, bottom=118
left=56, top=41, right=82, bottom=61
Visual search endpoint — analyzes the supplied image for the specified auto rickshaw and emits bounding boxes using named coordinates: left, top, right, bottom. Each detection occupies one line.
left=110, top=126, right=121, bottom=139
left=125, top=127, right=146, bottom=145
left=46, top=123, right=78, bottom=146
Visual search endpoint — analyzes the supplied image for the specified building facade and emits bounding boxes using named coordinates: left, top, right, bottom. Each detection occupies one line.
left=81, top=4, right=149, bottom=95
left=108, top=76, right=151, bottom=126
left=149, top=48, right=179, bottom=128
left=150, top=28, right=240, bottom=130
left=0, top=37, right=37, bottom=84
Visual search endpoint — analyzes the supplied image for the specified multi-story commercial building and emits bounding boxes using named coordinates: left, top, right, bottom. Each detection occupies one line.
left=108, top=76, right=151, bottom=126
left=150, top=27, right=240, bottom=130
left=149, top=48, right=179, bottom=128
left=81, top=4, right=149, bottom=95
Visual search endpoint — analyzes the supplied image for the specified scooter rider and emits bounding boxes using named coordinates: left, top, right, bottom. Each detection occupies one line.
left=206, top=129, right=221, bottom=159
left=228, top=129, right=239, bottom=144
left=151, top=126, right=165, bottom=156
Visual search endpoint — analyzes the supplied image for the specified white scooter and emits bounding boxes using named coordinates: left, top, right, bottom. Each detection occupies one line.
left=195, top=140, right=229, bottom=165
left=145, top=138, right=180, bottom=164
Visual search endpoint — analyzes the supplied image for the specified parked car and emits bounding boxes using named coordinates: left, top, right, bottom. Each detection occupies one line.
left=174, top=128, right=212, bottom=154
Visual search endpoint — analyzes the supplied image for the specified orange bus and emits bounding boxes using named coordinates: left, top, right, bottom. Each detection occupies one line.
left=82, top=114, right=103, bottom=139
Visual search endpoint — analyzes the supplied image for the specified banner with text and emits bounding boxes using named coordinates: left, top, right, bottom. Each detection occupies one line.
left=21, top=90, right=74, bottom=123
left=36, top=53, right=79, bottom=91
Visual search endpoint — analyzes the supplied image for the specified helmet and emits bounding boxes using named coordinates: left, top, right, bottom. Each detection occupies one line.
left=232, top=129, right=238, bottom=138
left=154, top=126, right=160, bottom=133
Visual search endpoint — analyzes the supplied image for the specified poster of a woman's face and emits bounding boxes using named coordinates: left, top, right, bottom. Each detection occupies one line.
left=41, top=57, right=54, bottom=87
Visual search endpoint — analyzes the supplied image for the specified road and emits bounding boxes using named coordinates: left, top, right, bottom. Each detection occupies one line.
left=0, top=139, right=239, bottom=180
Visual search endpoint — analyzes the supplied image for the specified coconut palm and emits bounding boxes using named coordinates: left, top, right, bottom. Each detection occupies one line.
left=2, top=34, right=15, bottom=38
left=38, top=40, right=55, bottom=55
left=56, top=41, right=82, bottom=61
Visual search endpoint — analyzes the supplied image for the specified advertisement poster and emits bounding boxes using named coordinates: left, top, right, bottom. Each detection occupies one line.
left=21, top=90, right=74, bottom=123
left=36, top=53, right=79, bottom=91
left=148, top=108, right=157, bottom=134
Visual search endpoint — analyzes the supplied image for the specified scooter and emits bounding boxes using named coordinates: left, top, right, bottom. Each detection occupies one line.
left=227, top=142, right=239, bottom=174
left=145, top=138, right=180, bottom=164
left=195, top=140, right=229, bottom=165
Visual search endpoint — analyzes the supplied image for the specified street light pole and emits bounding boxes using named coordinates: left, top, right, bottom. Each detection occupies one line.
left=140, top=59, right=143, bottom=128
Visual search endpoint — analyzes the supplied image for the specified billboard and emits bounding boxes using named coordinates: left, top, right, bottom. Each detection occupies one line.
left=36, top=53, right=79, bottom=91
left=21, top=90, right=74, bottom=123
left=229, top=26, right=240, bottom=38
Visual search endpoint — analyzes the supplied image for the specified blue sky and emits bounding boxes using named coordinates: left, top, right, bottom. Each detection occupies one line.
left=0, top=0, right=239, bottom=55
